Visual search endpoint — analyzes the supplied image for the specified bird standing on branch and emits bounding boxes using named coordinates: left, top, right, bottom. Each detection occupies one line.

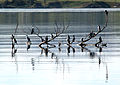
left=26, top=35, right=31, bottom=51
left=105, top=10, right=108, bottom=16
left=99, top=36, right=102, bottom=43
left=11, top=34, right=18, bottom=44
left=72, top=35, right=75, bottom=43
left=97, top=25, right=101, bottom=32
left=31, top=27, right=34, bottom=34
left=89, top=31, right=95, bottom=38
left=26, top=35, right=31, bottom=42
left=67, top=35, right=71, bottom=44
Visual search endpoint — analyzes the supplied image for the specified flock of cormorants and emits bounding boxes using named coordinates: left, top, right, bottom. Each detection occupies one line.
left=10, top=10, right=108, bottom=59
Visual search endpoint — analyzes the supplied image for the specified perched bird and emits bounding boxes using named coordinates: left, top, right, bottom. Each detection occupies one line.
left=79, top=43, right=86, bottom=48
left=97, top=25, right=101, bottom=32
left=81, top=38, right=84, bottom=42
left=27, top=42, right=31, bottom=51
left=105, top=10, right=108, bottom=16
left=12, top=42, right=15, bottom=49
left=58, top=42, right=61, bottom=47
left=40, top=36, right=44, bottom=42
left=31, top=27, right=34, bottom=34
left=26, top=35, right=31, bottom=51
left=45, top=36, right=48, bottom=43
left=14, top=49, right=17, bottom=54
left=102, top=43, right=107, bottom=47
left=67, top=35, right=71, bottom=44
left=11, top=34, right=14, bottom=40
left=89, top=31, right=95, bottom=38
left=72, top=35, right=75, bottom=43
left=11, top=34, right=17, bottom=44
left=26, top=35, right=31, bottom=42
left=95, top=37, right=102, bottom=47
left=14, top=38, right=17, bottom=44
left=51, top=34, right=54, bottom=39
left=99, top=36, right=102, bottom=43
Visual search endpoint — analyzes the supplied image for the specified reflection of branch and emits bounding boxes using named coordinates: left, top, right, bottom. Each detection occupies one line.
left=81, top=47, right=95, bottom=58
left=39, top=46, right=57, bottom=59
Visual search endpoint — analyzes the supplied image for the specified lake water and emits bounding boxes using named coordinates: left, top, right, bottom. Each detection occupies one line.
left=0, top=8, right=120, bottom=85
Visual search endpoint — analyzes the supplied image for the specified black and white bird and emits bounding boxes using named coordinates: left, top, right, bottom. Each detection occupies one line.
left=58, top=42, right=61, bottom=47
left=11, top=34, right=14, bottom=40
left=11, top=34, right=17, bottom=44
left=51, top=34, right=54, bottom=38
left=105, top=10, right=108, bottom=16
left=12, top=42, right=15, bottom=49
left=26, top=35, right=31, bottom=42
left=40, top=36, right=44, bottom=42
left=99, top=36, right=102, bottom=43
left=14, top=38, right=17, bottom=44
left=67, top=35, right=71, bottom=44
left=26, top=35, right=31, bottom=51
left=97, top=25, right=101, bottom=32
left=45, top=36, right=48, bottom=43
left=89, top=31, right=95, bottom=38
left=72, top=35, right=75, bottom=43
left=81, top=38, right=84, bottom=42
left=31, top=27, right=34, bottom=34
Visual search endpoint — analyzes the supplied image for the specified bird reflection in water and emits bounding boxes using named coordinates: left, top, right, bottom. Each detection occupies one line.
left=31, top=58, right=35, bottom=70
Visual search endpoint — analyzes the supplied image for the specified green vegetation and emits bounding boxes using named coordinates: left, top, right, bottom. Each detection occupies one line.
left=0, top=0, right=120, bottom=8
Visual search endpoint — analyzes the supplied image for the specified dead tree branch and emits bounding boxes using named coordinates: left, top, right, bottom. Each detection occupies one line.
left=39, top=21, right=70, bottom=47
left=78, top=10, right=108, bottom=45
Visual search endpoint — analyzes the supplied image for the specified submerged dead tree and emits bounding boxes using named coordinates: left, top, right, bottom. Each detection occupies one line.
left=78, top=10, right=108, bottom=47
left=12, top=10, right=109, bottom=58
left=38, top=21, right=70, bottom=48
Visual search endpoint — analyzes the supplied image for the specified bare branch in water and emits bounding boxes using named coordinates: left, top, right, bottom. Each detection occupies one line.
left=39, top=21, right=70, bottom=47
left=78, top=10, right=108, bottom=45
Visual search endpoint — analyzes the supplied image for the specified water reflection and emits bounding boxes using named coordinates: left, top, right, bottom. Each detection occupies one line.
left=31, top=58, right=35, bottom=70
left=0, top=10, right=120, bottom=85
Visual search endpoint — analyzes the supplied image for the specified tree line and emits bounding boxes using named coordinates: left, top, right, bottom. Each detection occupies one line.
left=0, top=0, right=63, bottom=8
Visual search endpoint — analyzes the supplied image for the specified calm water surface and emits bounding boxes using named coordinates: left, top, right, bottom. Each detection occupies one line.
left=0, top=9, right=120, bottom=85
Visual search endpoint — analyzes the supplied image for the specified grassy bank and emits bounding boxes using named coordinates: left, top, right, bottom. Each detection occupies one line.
left=0, top=0, right=120, bottom=8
